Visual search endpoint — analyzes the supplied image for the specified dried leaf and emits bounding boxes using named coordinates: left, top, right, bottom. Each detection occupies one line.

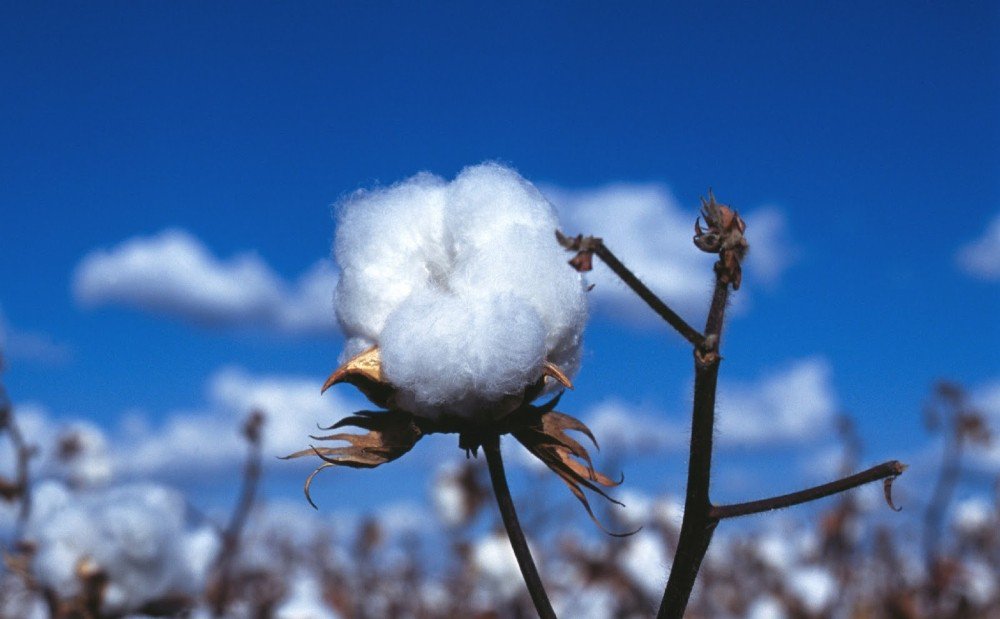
left=513, top=409, right=633, bottom=536
left=883, top=474, right=902, bottom=512
left=302, top=462, right=335, bottom=509
left=284, top=409, right=424, bottom=507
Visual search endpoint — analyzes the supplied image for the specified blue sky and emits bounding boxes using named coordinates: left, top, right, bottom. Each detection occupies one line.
left=1, top=2, right=997, bottom=524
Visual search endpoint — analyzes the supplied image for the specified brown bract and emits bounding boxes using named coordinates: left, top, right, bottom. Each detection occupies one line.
left=555, top=229, right=600, bottom=273
left=286, top=347, right=625, bottom=530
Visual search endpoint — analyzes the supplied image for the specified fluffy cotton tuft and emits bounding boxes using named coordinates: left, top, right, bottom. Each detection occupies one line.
left=26, top=482, right=217, bottom=613
left=334, top=163, right=587, bottom=418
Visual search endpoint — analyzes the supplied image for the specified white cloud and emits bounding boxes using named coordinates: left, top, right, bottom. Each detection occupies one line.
left=956, top=213, right=1000, bottom=281
left=583, top=399, right=686, bottom=454
left=579, top=358, right=837, bottom=451
left=716, top=357, right=837, bottom=446
left=972, top=378, right=1000, bottom=423
left=124, top=367, right=358, bottom=477
left=966, top=378, right=1000, bottom=469
left=72, top=229, right=337, bottom=334
left=0, top=307, right=72, bottom=366
left=544, top=183, right=794, bottom=324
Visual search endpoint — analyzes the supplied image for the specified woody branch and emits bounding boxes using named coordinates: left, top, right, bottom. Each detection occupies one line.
left=560, top=190, right=905, bottom=619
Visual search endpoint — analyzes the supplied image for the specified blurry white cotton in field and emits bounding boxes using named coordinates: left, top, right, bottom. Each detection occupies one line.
left=952, top=496, right=994, bottom=536
left=431, top=463, right=470, bottom=527
left=275, top=571, right=343, bottom=619
left=787, top=566, right=837, bottom=615
left=26, top=481, right=217, bottom=614
left=333, top=163, right=587, bottom=419
left=53, top=422, right=114, bottom=488
left=471, top=530, right=528, bottom=607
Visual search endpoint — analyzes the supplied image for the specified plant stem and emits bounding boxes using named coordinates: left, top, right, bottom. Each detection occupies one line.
left=923, top=429, right=961, bottom=569
left=656, top=277, right=729, bottom=619
left=711, top=460, right=907, bottom=520
left=592, top=242, right=705, bottom=348
left=0, top=381, right=34, bottom=537
left=483, top=434, right=556, bottom=619
left=210, top=411, right=264, bottom=617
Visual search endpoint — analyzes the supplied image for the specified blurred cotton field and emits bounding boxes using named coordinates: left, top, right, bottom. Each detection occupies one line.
left=2, top=440, right=999, bottom=618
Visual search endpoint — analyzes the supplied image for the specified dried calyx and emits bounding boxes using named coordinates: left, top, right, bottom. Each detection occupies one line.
left=694, top=190, right=748, bottom=290
left=286, top=347, right=625, bottom=532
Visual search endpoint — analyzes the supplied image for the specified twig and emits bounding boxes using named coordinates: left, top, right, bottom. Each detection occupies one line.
left=208, top=410, right=265, bottom=617
left=482, top=434, right=556, bottom=619
left=556, top=231, right=705, bottom=348
left=711, top=460, right=907, bottom=520
left=921, top=382, right=985, bottom=569
left=0, top=379, right=36, bottom=537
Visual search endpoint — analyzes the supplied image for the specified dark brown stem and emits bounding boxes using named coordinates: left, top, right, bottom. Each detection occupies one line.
left=591, top=242, right=705, bottom=348
left=8, top=415, right=32, bottom=533
left=656, top=277, right=728, bottom=619
left=483, top=434, right=556, bottom=619
left=0, top=381, right=35, bottom=537
left=711, top=460, right=907, bottom=520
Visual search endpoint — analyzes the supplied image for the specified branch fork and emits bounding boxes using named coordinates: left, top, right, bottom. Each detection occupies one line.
left=556, top=190, right=904, bottom=619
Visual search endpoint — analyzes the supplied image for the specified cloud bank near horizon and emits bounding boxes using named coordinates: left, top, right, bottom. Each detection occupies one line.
left=956, top=212, right=1000, bottom=281
left=72, top=229, right=337, bottom=335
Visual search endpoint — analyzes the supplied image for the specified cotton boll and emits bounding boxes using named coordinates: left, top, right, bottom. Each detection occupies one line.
left=787, top=566, right=836, bottom=615
left=27, top=483, right=210, bottom=613
left=334, top=174, right=449, bottom=345
left=380, top=290, right=547, bottom=418
left=446, top=163, right=557, bottom=237
left=952, top=496, right=993, bottom=536
left=471, top=531, right=528, bottom=606
left=333, top=163, right=588, bottom=418
left=746, top=595, right=788, bottom=619
left=616, top=530, right=668, bottom=599
left=962, top=558, right=998, bottom=607
left=0, top=578, right=48, bottom=619
left=615, top=489, right=653, bottom=530
left=448, top=227, right=586, bottom=378
left=182, top=525, right=221, bottom=589
left=31, top=480, right=72, bottom=523
left=553, top=585, right=619, bottom=619
left=753, top=532, right=794, bottom=573
left=275, top=572, right=342, bottom=619
left=431, top=463, right=469, bottom=527
left=53, top=422, right=114, bottom=488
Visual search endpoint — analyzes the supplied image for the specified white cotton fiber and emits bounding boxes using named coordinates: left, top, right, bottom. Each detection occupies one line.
left=334, top=163, right=587, bottom=419
left=26, top=482, right=216, bottom=613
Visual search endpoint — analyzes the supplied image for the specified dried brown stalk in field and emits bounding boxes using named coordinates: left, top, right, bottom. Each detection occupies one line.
left=206, top=409, right=266, bottom=617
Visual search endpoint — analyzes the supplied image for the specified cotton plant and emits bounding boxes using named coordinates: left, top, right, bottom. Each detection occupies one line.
left=286, top=163, right=622, bottom=522
left=287, top=163, right=907, bottom=619
left=284, top=162, right=629, bottom=619
left=23, top=481, right=218, bottom=615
